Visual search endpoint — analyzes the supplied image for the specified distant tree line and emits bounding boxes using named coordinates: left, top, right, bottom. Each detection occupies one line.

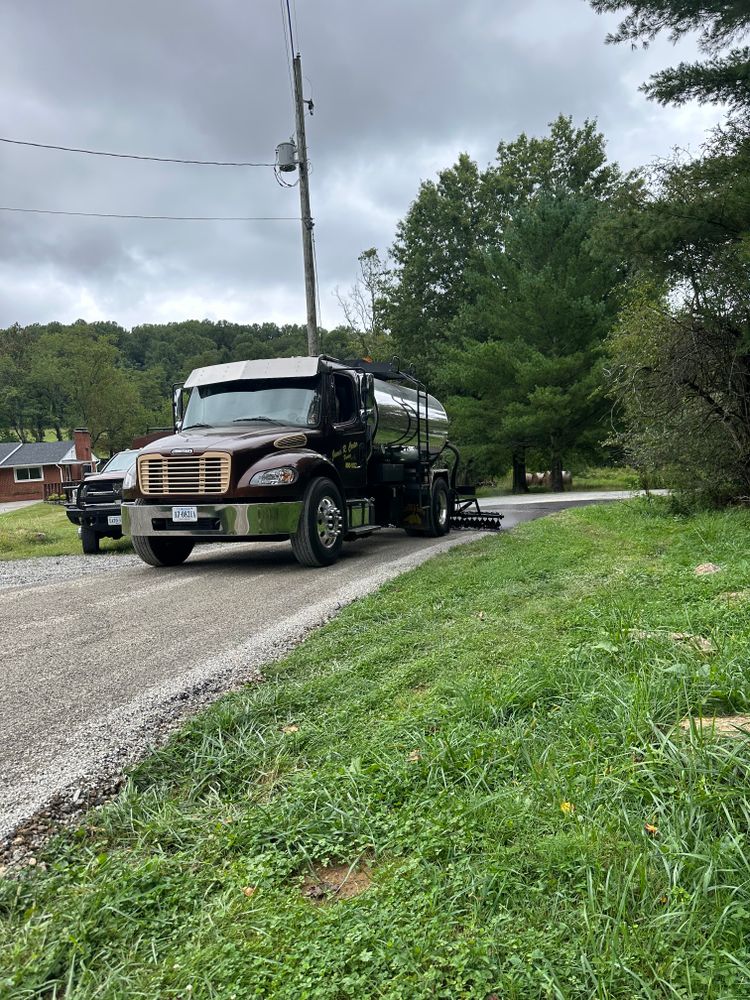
left=0, top=320, right=366, bottom=454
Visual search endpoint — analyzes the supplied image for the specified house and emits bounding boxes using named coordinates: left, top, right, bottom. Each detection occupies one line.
left=0, top=428, right=98, bottom=502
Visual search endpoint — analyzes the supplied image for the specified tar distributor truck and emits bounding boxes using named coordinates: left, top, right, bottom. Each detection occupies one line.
left=122, top=356, right=501, bottom=568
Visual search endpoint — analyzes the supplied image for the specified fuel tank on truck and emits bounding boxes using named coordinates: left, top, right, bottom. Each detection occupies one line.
left=372, top=379, right=449, bottom=460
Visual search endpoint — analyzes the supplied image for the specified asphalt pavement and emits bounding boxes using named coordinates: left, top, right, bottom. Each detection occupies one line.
left=0, top=494, right=628, bottom=841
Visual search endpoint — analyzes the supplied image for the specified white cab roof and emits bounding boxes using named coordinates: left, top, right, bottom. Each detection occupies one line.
left=184, top=356, right=323, bottom=388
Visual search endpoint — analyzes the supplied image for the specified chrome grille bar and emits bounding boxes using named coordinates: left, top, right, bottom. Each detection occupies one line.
left=138, top=452, right=230, bottom=496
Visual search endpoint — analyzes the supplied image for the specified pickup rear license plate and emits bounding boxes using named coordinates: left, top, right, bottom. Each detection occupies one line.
left=172, top=506, right=198, bottom=523
left=107, top=515, right=122, bottom=527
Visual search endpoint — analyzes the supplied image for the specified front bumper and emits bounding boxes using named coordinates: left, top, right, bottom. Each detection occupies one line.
left=121, top=501, right=303, bottom=538
left=66, top=505, right=123, bottom=533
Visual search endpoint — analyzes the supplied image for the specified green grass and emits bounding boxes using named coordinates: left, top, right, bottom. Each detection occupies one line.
left=3, top=500, right=750, bottom=998
left=0, top=503, right=131, bottom=559
left=477, top=466, right=640, bottom=497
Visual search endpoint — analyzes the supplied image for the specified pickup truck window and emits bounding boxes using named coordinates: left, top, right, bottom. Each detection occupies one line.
left=101, top=450, right=139, bottom=472
left=183, top=378, right=321, bottom=430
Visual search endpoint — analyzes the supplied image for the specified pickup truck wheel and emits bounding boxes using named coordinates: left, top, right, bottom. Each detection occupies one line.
left=291, top=477, right=344, bottom=567
left=81, top=527, right=100, bottom=554
left=131, top=534, right=194, bottom=567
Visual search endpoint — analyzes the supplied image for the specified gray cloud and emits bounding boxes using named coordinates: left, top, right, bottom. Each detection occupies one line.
left=0, top=0, right=718, bottom=330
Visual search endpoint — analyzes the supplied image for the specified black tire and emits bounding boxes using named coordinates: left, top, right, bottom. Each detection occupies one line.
left=291, top=477, right=345, bottom=567
left=404, top=479, right=451, bottom=538
left=428, top=478, right=451, bottom=537
left=81, top=527, right=100, bottom=554
left=131, top=534, right=194, bottom=567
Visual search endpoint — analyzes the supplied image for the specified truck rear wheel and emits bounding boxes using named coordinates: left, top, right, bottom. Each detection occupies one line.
left=291, top=477, right=344, bottom=567
left=428, top=478, right=451, bottom=537
left=404, top=478, right=451, bottom=538
left=131, top=534, right=194, bottom=567
left=81, top=527, right=100, bottom=554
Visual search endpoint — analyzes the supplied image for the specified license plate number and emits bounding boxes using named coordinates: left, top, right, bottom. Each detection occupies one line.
left=107, top=515, right=122, bottom=527
left=172, top=506, right=198, bottom=523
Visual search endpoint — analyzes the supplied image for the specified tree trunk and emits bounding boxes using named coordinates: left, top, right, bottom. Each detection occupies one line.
left=512, top=450, right=528, bottom=494
left=550, top=454, right=565, bottom=492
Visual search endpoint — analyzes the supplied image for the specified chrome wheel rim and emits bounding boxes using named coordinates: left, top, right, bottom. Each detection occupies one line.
left=436, top=488, right=449, bottom=529
left=316, top=496, right=342, bottom=548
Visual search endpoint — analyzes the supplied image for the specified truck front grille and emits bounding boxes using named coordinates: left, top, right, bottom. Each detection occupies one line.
left=80, top=485, right=118, bottom=506
left=138, top=452, right=230, bottom=496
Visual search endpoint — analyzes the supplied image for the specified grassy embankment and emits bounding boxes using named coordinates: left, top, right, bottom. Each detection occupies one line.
left=0, top=502, right=131, bottom=559
left=3, top=501, right=750, bottom=998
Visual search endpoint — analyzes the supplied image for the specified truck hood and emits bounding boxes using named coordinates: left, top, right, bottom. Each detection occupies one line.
left=82, top=470, right=126, bottom=484
left=137, top=425, right=319, bottom=456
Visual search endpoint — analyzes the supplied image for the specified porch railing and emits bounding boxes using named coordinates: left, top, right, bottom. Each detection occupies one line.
left=44, top=481, right=80, bottom=504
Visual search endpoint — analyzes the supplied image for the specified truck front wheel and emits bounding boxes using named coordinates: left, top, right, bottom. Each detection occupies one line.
left=131, top=534, right=194, bottom=567
left=291, top=477, right=345, bottom=567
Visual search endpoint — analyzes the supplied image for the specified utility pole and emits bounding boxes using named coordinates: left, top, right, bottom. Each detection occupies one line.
left=292, top=53, right=318, bottom=357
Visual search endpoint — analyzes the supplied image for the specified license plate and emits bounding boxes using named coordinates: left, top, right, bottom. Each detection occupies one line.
left=107, top=515, right=122, bottom=527
left=172, top=505, right=198, bottom=523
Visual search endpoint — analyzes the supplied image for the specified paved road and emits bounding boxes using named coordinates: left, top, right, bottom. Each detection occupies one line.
left=0, top=500, right=38, bottom=515
left=0, top=496, right=619, bottom=839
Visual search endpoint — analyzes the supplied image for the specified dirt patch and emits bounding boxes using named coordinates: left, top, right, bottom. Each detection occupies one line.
left=301, top=861, right=372, bottom=904
left=694, top=563, right=722, bottom=576
left=679, top=715, right=750, bottom=737
left=720, top=591, right=750, bottom=602
left=628, top=629, right=716, bottom=653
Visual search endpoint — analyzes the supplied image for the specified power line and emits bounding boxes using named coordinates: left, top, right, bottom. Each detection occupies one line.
left=312, top=228, right=323, bottom=331
left=278, top=0, right=295, bottom=103
left=0, top=206, right=299, bottom=222
left=0, top=137, right=275, bottom=167
left=284, top=0, right=297, bottom=56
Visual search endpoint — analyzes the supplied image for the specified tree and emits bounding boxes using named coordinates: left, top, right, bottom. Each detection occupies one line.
left=607, top=279, right=750, bottom=503
left=605, top=128, right=750, bottom=502
left=386, top=154, right=494, bottom=381
left=589, top=0, right=750, bottom=109
left=449, top=187, right=627, bottom=490
left=588, top=2, right=750, bottom=504
left=390, top=116, right=632, bottom=488
left=335, top=248, right=392, bottom=359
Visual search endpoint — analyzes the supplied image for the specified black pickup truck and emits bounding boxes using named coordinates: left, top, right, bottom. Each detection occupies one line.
left=66, top=449, right=139, bottom=553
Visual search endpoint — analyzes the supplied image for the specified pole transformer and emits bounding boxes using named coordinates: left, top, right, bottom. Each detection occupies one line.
left=292, top=53, right=318, bottom=357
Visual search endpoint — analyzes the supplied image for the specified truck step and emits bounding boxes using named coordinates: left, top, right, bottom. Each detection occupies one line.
left=345, top=525, right=382, bottom=539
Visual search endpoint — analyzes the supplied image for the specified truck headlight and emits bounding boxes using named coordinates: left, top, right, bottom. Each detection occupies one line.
left=250, top=467, right=298, bottom=486
left=122, top=464, right=137, bottom=490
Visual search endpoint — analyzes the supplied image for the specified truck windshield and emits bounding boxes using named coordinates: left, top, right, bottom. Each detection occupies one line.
left=183, top=378, right=321, bottom=430
left=101, top=450, right=139, bottom=472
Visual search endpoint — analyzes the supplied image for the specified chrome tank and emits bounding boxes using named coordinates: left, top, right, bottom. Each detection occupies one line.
left=372, top=379, right=449, bottom=459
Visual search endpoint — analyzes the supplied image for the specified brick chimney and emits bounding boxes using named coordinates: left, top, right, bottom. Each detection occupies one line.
left=73, top=428, right=92, bottom=462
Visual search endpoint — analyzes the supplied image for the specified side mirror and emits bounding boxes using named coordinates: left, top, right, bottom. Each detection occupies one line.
left=172, top=383, right=185, bottom=431
left=359, top=373, right=376, bottom=431
left=362, top=373, right=375, bottom=410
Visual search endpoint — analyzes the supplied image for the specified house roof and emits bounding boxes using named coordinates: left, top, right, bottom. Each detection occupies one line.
left=0, top=441, right=82, bottom=468
left=0, top=443, right=21, bottom=465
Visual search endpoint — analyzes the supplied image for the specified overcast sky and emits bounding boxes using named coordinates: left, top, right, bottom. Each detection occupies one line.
left=0, top=0, right=722, bottom=332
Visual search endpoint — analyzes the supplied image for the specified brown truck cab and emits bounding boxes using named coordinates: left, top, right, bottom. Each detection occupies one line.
left=122, top=355, right=464, bottom=568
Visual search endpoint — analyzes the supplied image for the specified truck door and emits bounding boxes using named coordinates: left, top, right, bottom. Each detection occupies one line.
left=330, top=372, right=367, bottom=492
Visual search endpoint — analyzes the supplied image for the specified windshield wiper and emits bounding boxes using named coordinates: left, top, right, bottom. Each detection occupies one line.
left=232, top=416, right=282, bottom=424
left=182, top=422, right=213, bottom=429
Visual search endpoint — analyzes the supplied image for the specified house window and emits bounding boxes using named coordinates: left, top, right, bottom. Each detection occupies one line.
left=14, top=466, right=44, bottom=483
